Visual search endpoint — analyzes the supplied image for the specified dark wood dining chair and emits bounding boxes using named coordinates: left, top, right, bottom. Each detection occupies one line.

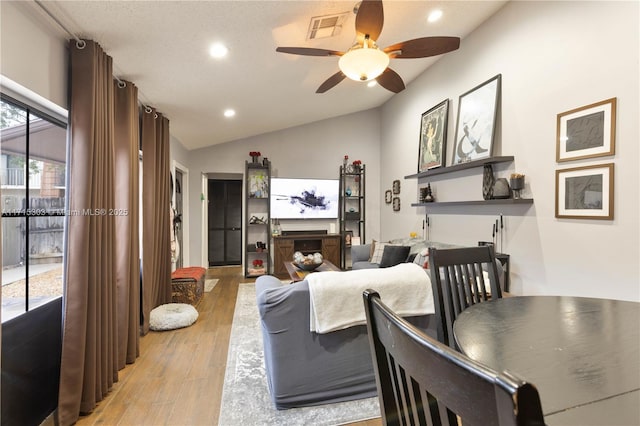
left=429, top=245, right=502, bottom=348
left=363, top=290, right=546, bottom=426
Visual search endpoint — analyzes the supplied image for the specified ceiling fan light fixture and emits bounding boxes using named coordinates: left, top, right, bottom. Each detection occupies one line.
left=338, top=45, right=389, bottom=82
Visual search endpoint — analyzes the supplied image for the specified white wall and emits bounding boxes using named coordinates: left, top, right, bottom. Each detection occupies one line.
left=380, top=1, right=639, bottom=301
left=1, top=1, right=68, bottom=108
left=185, top=109, right=381, bottom=268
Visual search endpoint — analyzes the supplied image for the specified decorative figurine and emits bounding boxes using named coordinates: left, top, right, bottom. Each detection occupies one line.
left=424, top=183, right=435, bottom=202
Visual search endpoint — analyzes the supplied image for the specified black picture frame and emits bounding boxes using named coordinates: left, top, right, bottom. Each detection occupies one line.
left=392, top=180, right=400, bottom=194
left=385, top=190, right=392, bottom=204
left=452, top=74, right=501, bottom=164
left=418, top=99, right=449, bottom=172
left=392, top=197, right=400, bottom=211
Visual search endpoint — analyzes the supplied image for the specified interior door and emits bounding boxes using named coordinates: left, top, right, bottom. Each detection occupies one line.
left=208, top=179, right=242, bottom=266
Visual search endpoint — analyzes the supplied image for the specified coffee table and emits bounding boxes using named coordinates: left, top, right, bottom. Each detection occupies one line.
left=284, top=259, right=341, bottom=282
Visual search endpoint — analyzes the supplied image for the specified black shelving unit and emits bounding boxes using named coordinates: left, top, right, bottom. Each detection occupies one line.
left=244, top=160, right=271, bottom=278
left=339, top=164, right=365, bottom=269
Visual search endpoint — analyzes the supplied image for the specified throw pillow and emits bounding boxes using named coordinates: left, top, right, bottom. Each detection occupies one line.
left=413, top=248, right=430, bottom=269
left=379, top=245, right=411, bottom=268
left=369, top=239, right=378, bottom=261
left=370, top=242, right=392, bottom=264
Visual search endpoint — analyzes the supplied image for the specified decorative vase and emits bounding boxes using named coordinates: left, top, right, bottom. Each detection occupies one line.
left=510, top=177, right=525, bottom=199
left=482, top=164, right=495, bottom=200
left=492, top=178, right=511, bottom=199
left=262, top=157, right=269, bottom=166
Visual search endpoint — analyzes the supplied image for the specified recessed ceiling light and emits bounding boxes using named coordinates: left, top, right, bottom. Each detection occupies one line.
left=209, top=42, right=229, bottom=58
left=427, top=9, right=443, bottom=23
left=367, top=81, right=377, bottom=88
left=224, top=109, right=235, bottom=118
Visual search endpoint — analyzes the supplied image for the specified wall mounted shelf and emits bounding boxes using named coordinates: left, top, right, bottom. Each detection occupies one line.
left=411, top=198, right=533, bottom=207
left=406, top=156, right=533, bottom=209
left=405, top=156, right=514, bottom=180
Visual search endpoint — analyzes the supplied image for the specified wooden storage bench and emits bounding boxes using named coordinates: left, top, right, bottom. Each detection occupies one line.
left=171, top=267, right=206, bottom=306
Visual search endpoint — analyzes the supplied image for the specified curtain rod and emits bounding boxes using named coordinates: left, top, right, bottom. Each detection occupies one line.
left=34, top=0, right=160, bottom=117
left=33, top=0, right=125, bottom=88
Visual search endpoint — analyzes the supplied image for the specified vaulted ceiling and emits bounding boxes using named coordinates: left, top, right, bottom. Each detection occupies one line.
left=35, top=1, right=507, bottom=150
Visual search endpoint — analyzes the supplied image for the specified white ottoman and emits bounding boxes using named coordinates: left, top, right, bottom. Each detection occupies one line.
left=149, top=303, right=198, bottom=331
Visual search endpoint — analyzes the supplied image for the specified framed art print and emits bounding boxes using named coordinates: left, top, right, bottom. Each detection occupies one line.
left=555, top=163, right=614, bottom=220
left=392, top=180, right=401, bottom=194
left=556, top=97, right=616, bottom=162
left=385, top=190, right=392, bottom=204
left=344, top=230, right=353, bottom=247
left=392, top=197, right=400, bottom=211
left=452, top=74, right=501, bottom=164
left=418, top=99, right=449, bottom=172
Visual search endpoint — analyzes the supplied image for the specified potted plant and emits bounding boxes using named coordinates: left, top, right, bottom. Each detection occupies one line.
left=509, top=173, right=525, bottom=199
left=249, top=151, right=261, bottom=163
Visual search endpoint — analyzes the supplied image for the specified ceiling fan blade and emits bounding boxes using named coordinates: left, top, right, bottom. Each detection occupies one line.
left=376, top=68, right=405, bottom=93
left=276, top=47, right=343, bottom=57
left=355, top=0, right=384, bottom=42
left=316, top=71, right=346, bottom=93
left=383, top=37, right=461, bottom=59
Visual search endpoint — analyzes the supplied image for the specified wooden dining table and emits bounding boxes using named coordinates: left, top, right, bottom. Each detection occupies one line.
left=453, top=296, right=640, bottom=425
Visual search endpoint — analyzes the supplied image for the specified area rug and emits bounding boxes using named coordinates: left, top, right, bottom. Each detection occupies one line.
left=205, top=278, right=218, bottom=292
left=218, top=283, right=380, bottom=426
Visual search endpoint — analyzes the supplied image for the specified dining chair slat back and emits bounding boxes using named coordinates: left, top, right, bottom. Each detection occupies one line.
left=429, top=245, right=502, bottom=348
left=363, top=289, right=546, bottom=426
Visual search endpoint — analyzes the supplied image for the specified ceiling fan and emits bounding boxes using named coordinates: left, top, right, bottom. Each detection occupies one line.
left=276, top=0, right=460, bottom=94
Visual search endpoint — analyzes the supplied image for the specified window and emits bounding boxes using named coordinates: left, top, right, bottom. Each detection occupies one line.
left=1, top=95, right=67, bottom=322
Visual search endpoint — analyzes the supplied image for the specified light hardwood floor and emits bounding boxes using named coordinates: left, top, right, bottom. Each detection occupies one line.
left=75, top=266, right=382, bottom=426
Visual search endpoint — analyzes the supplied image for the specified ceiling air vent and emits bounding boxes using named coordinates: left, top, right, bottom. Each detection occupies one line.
left=306, top=12, right=350, bottom=40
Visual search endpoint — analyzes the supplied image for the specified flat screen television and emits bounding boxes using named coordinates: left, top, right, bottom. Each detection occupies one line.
left=270, top=177, right=340, bottom=219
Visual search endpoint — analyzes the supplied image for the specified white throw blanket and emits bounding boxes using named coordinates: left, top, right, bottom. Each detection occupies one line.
left=307, top=263, right=435, bottom=334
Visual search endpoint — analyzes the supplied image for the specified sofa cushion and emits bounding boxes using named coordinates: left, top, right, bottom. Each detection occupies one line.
left=370, top=242, right=395, bottom=263
left=379, top=245, right=411, bottom=268
left=352, top=261, right=380, bottom=270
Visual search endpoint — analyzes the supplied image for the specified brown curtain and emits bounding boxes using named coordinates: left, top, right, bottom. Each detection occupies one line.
left=114, top=81, right=140, bottom=367
left=58, top=40, right=140, bottom=425
left=141, top=108, right=172, bottom=334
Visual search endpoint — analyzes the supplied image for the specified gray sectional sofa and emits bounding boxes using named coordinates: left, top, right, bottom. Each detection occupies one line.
left=351, top=239, right=459, bottom=270
left=351, top=240, right=506, bottom=291
left=255, top=274, right=436, bottom=409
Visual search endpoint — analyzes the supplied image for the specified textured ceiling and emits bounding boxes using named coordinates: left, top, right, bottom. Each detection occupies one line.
left=38, top=1, right=507, bottom=150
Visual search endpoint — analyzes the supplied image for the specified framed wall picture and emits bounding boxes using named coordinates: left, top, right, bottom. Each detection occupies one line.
left=418, top=99, right=449, bottom=172
left=452, top=74, right=501, bottom=164
left=555, top=163, right=614, bottom=220
left=385, top=190, right=392, bottom=204
left=392, top=180, right=401, bottom=194
left=392, top=197, right=400, bottom=211
left=344, top=230, right=353, bottom=247
left=556, top=97, right=616, bottom=162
